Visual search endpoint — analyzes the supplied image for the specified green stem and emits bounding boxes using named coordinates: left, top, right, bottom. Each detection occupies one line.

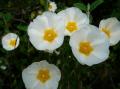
left=45, top=0, right=49, bottom=11
left=3, top=16, right=10, bottom=33
left=87, top=3, right=90, bottom=20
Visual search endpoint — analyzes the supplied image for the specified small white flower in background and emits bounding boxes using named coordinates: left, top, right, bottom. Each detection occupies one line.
left=28, top=11, right=65, bottom=52
left=99, top=17, right=120, bottom=46
left=58, top=7, right=89, bottom=36
left=0, top=65, right=7, bottom=70
left=54, top=50, right=60, bottom=55
left=48, top=1, right=57, bottom=12
left=69, top=25, right=110, bottom=66
left=2, top=33, right=20, bottom=51
left=38, top=10, right=43, bottom=15
left=22, top=60, right=61, bottom=89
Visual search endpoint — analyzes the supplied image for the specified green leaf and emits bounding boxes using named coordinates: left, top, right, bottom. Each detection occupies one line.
left=39, top=0, right=48, bottom=10
left=0, top=20, right=4, bottom=27
left=111, top=8, right=120, bottom=19
left=0, top=13, right=13, bottom=30
left=39, top=0, right=46, bottom=6
left=3, top=13, right=13, bottom=22
left=0, top=12, right=4, bottom=18
left=90, top=0, right=104, bottom=11
left=4, top=28, right=10, bottom=33
left=17, top=24, right=28, bottom=32
left=74, top=3, right=87, bottom=11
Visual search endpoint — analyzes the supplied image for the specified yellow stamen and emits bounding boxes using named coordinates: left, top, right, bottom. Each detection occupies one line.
left=9, top=39, right=16, bottom=47
left=48, top=3, right=52, bottom=10
left=79, top=41, right=93, bottom=56
left=37, top=69, right=50, bottom=83
left=66, top=21, right=78, bottom=32
left=101, top=28, right=111, bottom=38
left=43, top=28, right=57, bottom=43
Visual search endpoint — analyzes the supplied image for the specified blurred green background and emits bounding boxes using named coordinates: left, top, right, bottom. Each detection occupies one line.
left=0, top=0, right=120, bottom=89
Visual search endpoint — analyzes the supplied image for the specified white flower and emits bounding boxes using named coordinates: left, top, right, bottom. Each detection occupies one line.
left=99, top=17, right=120, bottom=46
left=28, top=11, right=65, bottom=52
left=48, top=1, right=57, bottom=12
left=58, top=7, right=89, bottom=36
left=22, top=60, right=61, bottom=89
left=69, top=25, right=110, bottom=66
left=0, top=65, right=7, bottom=70
left=2, top=33, right=20, bottom=51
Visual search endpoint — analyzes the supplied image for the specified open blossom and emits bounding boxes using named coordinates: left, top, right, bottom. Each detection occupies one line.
left=48, top=1, right=57, bottom=12
left=27, top=11, right=65, bottom=52
left=58, top=7, right=89, bottom=36
left=2, top=33, right=20, bottom=51
left=22, top=60, right=61, bottom=89
left=99, top=17, right=120, bottom=46
left=69, top=25, right=110, bottom=66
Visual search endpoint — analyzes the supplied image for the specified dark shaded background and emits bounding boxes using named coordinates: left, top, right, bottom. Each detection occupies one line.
left=0, top=0, right=120, bottom=89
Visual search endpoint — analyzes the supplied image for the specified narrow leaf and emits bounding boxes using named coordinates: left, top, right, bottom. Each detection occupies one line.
left=17, top=24, right=28, bottom=32
left=90, top=0, right=104, bottom=11
left=74, top=3, right=87, bottom=11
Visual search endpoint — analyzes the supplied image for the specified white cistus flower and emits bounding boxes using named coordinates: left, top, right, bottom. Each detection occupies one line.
left=2, top=33, right=20, bottom=51
left=28, top=11, right=65, bottom=52
left=58, top=7, right=89, bottom=36
left=48, top=1, right=57, bottom=12
left=99, top=17, right=120, bottom=46
left=22, top=60, right=61, bottom=89
left=0, top=65, right=7, bottom=70
left=69, top=25, right=110, bottom=66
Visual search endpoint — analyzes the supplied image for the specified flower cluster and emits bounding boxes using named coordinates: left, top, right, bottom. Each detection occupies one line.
left=27, top=7, right=120, bottom=66
left=1, top=4, right=120, bottom=89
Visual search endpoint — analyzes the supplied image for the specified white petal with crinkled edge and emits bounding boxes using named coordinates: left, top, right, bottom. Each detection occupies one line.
left=70, top=25, right=110, bottom=66
left=99, top=17, right=120, bottom=46
left=22, top=60, right=61, bottom=89
left=109, top=21, right=120, bottom=45
left=28, top=11, right=65, bottom=51
left=69, top=26, right=90, bottom=48
left=99, top=17, right=119, bottom=30
left=58, top=7, right=89, bottom=36
left=2, top=33, right=20, bottom=51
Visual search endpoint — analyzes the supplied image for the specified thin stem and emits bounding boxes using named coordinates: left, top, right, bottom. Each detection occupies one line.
left=109, top=72, right=116, bottom=89
left=87, top=3, right=90, bottom=20
left=45, top=0, right=49, bottom=11
left=3, top=16, right=10, bottom=33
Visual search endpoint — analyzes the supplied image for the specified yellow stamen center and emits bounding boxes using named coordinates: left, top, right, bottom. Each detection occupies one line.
left=37, top=69, right=50, bottom=83
left=48, top=3, right=52, bottom=10
left=79, top=41, right=93, bottom=56
left=43, top=28, right=57, bottom=43
left=101, top=28, right=111, bottom=38
left=8, top=39, right=16, bottom=47
left=66, top=21, right=78, bottom=32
